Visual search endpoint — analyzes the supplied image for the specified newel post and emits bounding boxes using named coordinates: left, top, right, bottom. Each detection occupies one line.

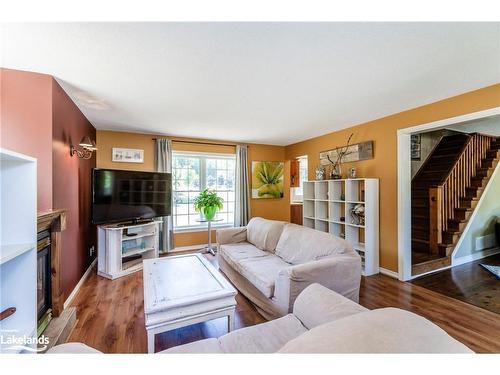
left=429, top=186, right=442, bottom=254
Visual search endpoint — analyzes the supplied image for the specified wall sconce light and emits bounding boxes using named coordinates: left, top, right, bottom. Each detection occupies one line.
left=70, top=136, right=97, bottom=159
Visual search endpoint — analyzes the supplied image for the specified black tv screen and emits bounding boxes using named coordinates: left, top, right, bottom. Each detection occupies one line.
left=92, top=168, right=172, bottom=225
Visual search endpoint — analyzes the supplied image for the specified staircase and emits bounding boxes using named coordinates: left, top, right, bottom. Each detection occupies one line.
left=411, top=133, right=500, bottom=276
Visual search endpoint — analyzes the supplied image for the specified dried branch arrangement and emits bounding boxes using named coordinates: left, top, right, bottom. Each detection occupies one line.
left=326, top=133, right=354, bottom=178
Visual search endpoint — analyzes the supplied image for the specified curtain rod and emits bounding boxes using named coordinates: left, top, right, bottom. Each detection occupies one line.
left=152, top=138, right=239, bottom=147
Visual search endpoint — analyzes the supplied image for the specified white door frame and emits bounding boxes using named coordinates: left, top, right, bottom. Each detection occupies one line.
left=397, top=107, right=500, bottom=281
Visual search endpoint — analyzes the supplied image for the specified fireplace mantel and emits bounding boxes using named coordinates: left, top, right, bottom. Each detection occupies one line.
left=37, top=209, right=67, bottom=317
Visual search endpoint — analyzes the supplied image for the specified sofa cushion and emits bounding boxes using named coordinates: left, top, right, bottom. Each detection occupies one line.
left=293, top=283, right=367, bottom=329
left=237, top=255, right=290, bottom=298
left=47, top=343, right=103, bottom=354
left=275, top=223, right=353, bottom=265
left=278, top=308, right=473, bottom=353
left=160, top=338, right=223, bottom=354
left=219, top=314, right=307, bottom=353
left=246, top=217, right=286, bottom=252
left=219, top=242, right=269, bottom=272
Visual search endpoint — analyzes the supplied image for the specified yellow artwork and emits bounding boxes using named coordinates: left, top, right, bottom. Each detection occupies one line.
left=251, top=161, right=284, bottom=199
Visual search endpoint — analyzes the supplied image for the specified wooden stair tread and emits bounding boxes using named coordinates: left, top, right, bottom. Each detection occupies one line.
left=412, top=238, right=429, bottom=244
left=411, top=215, right=429, bottom=220
left=448, top=218, right=466, bottom=224
left=412, top=256, right=451, bottom=276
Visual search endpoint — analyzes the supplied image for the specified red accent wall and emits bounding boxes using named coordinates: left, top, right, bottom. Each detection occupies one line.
left=52, top=80, right=97, bottom=299
left=0, top=68, right=53, bottom=210
left=1, top=68, right=96, bottom=300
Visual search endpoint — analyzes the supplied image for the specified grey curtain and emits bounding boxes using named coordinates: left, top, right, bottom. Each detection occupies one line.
left=155, top=139, right=174, bottom=253
left=235, top=144, right=251, bottom=226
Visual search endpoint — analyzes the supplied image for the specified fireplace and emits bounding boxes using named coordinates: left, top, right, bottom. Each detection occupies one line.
left=36, top=209, right=67, bottom=337
left=37, top=230, right=52, bottom=333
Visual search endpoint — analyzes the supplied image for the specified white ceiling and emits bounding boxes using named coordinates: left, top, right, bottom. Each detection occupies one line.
left=1, top=23, right=499, bottom=145
left=446, top=115, right=500, bottom=136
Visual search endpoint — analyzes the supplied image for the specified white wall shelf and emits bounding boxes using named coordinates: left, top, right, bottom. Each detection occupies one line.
left=97, top=221, right=160, bottom=280
left=0, top=243, right=36, bottom=266
left=0, top=148, right=37, bottom=353
left=303, top=178, right=379, bottom=276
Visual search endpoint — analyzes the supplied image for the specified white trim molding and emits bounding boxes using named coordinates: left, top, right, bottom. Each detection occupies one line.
left=397, top=131, right=412, bottom=281
left=170, top=244, right=206, bottom=253
left=397, top=107, right=500, bottom=281
left=379, top=267, right=399, bottom=279
left=453, top=247, right=500, bottom=267
left=63, top=258, right=97, bottom=310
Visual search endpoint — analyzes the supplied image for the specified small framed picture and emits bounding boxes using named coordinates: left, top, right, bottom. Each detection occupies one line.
left=112, top=148, right=144, bottom=163
left=410, top=134, right=421, bottom=161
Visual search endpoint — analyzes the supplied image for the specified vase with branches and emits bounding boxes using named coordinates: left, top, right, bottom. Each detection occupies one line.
left=326, top=133, right=354, bottom=179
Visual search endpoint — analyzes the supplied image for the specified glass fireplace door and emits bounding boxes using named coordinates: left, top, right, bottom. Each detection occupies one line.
left=37, top=246, right=51, bottom=320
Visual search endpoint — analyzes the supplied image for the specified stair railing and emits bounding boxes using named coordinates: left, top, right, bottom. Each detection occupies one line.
left=428, top=133, right=494, bottom=253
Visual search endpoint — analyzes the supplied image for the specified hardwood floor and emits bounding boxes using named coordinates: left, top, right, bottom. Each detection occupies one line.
left=68, top=253, right=500, bottom=353
left=411, top=253, right=500, bottom=315
left=360, top=273, right=500, bottom=353
left=68, top=254, right=266, bottom=353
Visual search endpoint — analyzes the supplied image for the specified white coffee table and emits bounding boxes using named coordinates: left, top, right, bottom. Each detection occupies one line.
left=143, top=254, right=237, bottom=353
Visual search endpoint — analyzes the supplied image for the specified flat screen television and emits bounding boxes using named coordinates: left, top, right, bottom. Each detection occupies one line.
left=92, top=168, right=172, bottom=225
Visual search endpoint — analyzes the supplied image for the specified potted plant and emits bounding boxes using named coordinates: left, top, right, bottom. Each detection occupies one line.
left=193, top=189, right=224, bottom=221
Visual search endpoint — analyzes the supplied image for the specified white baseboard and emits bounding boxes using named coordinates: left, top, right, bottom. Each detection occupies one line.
left=452, top=247, right=500, bottom=267
left=63, top=258, right=97, bottom=309
left=379, top=267, right=399, bottom=279
left=168, top=244, right=206, bottom=253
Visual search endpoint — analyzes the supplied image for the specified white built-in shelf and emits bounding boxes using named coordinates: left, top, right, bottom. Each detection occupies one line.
left=352, top=242, right=366, bottom=252
left=347, top=222, right=365, bottom=228
left=0, top=243, right=36, bottom=265
left=1, top=148, right=37, bottom=353
left=306, top=199, right=366, bottom=204
left=303, top=178, right=379, bottom=276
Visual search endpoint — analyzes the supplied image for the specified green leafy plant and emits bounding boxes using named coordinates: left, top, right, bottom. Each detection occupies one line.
left=193, top=189, right=224, bottom=220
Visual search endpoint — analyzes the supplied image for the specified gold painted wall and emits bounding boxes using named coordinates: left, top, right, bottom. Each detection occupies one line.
left=96, top=130, right=290, bottom=248
left=285, top=83, right=500, bottom=272
left=248, top=144, right=290, bottom=221
left=96, top=83, right=500, bottom=264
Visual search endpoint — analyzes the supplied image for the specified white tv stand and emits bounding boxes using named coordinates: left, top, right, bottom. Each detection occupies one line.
left=97, top=220, right=160, bottom=280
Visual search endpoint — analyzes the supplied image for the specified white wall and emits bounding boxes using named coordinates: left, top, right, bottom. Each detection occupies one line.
left=453, top=162, right=500, bottom=259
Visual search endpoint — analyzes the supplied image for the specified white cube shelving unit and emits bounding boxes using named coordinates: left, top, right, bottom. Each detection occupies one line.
left=1, top=148, right=37, bottom=353
left=303, top=178, right=379, bottom=276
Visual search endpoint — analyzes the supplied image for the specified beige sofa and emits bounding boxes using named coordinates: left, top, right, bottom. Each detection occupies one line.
left=162, top=284, right=471, bottom=354
left=216, top=217, right=361, bottom=320
left=49, top=284, right=471, bottom=353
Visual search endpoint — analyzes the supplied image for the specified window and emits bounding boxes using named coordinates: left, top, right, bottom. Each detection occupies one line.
left=172, top=152, right=236, bottom=229
left=291, top=156, right=308, bottom=202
